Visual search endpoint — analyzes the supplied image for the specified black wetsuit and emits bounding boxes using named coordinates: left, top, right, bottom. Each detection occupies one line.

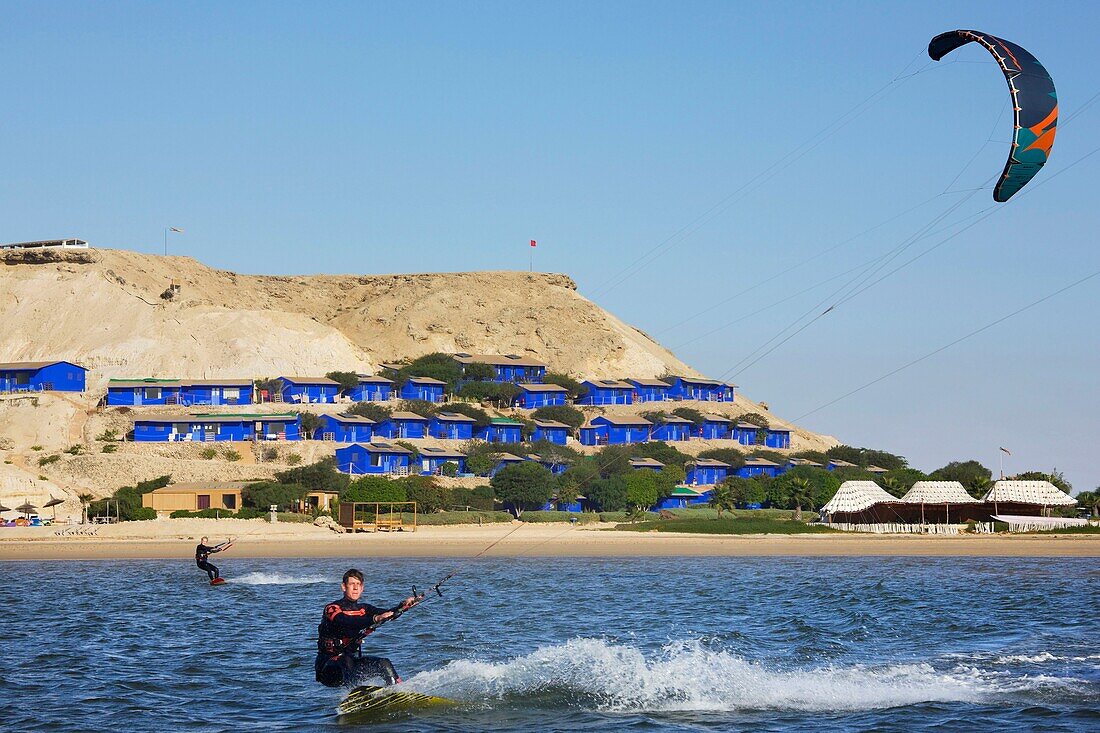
left=195, top=543, right=222, bottom=581
left=315, top=597, right=400, bottom=687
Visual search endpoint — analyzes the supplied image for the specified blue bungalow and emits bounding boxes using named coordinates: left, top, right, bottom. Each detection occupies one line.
left=349, top=375, right=393, bottom=402
left=699, top=414, right=731, bottom=440
left=765, top=427, right=791, bottom=449
left=736, top=457, right=784, bottom=478
left=577, top=379, right=634, bottom=406
left=453, top=353, right=547, bottom=383
left=418, top=447, right=467, bottom=475
left=488, top=453, right=526, bottom=477
left=277, top=376, right=340, bottom=404
left=399, top=376, right=446, bottom=402
left=827, top=459, right=858, bottom=471
left=376, top=411, right=429, bottom=439
left=686, top=458, right=730, bottom=486
left=0, top=360, right=86, bottom=393
left=428, top=412, right=476, bottom=440
left=475, top=418, right=523, bottom=444
left=180, top=379, right=253, bottom=406
left=107, top=379, right=183, bottom=406
left=654, top=485, right=704, bottom=511
left=336, top=442, right=413, bottom=475
left=627, top=378, right=671, bottom=403
left=732, top=422, right=763, bottom=446
left=666, top=377, right=735, bottom=402
left=649, top=415, right=692, bottom=442
left=532, top=419, right=570, bottom=445
left=579, top=415, right=651, bottom=446
left=133, top=412, right=300, bottom=442
left=316, top=413, right=375, bottom=443
left=513, top=383, right=568, bottom=409
left=630, top=457, right=665, bottom=471
left=540, top=492, right=583, bottom=512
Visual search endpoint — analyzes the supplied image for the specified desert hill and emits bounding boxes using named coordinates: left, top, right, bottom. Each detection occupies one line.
left=0, top=246, right=839, bottom=516
left=1, top=247, right=696, bottom=384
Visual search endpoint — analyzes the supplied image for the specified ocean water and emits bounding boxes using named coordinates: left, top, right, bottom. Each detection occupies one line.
left=0, top=557, right=1096, bottom=732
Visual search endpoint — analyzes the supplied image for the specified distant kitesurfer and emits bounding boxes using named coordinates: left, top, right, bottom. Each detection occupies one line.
left=195, top=536, right=233, bottom=582
left=315, top=568, right=421, bottom=688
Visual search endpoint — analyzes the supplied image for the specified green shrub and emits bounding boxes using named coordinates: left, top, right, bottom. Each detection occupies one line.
left=543, top=372, right=584, bottom=399
left=38, top=454, right=60, bottom=466
left=262, top=447, right=279, bottom=461
left=200, top=447, right=218, bottom=460
left=531, top=404, right=585, bottom=430
left=398, top=399, right=436, bottom=418
left=102, top=444, right=118, bottom=453
left=520, top=511, right=601, bottom=523
left=402, top=510, right=513, bottom=525
left=242, top=481, right=308, bottom=510
left=31, top=445, right=43, bottom=451
left=401, top=475, right=447, bottom=512
left=223, top=449, right=242, bottom=462
left=433, top=401, right=491, bottom=427
left=276, top=457, right=349, bottom=494
left=450, top=485, right=495, bottom=511
left=345, top=402, right=392, bottom=422
left=286, top=453, right=302, bottom=466
left=130, top=507, right=157, bottom=521
left=343, top=476, right=407, bottom=503
left=616, top=517, right=837, bottom=534
left=169, top=508, right=263, bottom=519
left=584, top=476, right=629, bottom=512
left=325, top=371, right=360, bottom=393
left=38, top=474, right=49, bottom=481
left=299, top=412, right=322, bottom=437
left=96, top=428, right=119, bottom=442
left=65, top=445, right=83, bottom=455
left=440, top=461, right=459, bottom=477
left=490, top=461, right=556, bottom=516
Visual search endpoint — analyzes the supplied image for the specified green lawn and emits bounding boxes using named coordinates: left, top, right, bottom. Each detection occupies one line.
left=615, top=516, right=837, bottom=534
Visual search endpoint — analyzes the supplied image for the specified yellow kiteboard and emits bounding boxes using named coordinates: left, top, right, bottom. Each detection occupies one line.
left=337, top=685, right=457, bottom=719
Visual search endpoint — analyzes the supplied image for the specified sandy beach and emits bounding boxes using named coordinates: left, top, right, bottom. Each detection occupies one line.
left=1, top=519, right=1097, bottom=560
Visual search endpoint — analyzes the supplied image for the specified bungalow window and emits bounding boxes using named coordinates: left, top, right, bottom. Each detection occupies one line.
left=268, top=422, right=286, bottom=435
left=197, top=494, right=211, bottom=510
left=223, top=388, right=240, bottom=401
left=15, top=373, right=29, bottom=385
left=144, top=387, right=162, bottom=400
left=222, top=494, right=237, bottom=510
left=173, top=422, right=190, bottom=434
left=371, top=453, right=383, bottom=467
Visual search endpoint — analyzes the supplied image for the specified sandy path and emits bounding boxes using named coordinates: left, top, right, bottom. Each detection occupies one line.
left=1, top=521, right=1097, bottom=560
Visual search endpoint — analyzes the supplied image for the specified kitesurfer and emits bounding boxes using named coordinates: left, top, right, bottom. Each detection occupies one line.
left=315, top=568, right=420, bottom=688
left=195, top=536, right=232, bottom=582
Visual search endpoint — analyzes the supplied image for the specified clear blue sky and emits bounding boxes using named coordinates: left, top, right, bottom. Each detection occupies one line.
left=3, top=1, right=1098, bottom=492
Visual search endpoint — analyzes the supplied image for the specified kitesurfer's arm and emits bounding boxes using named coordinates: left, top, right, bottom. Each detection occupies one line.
left=324, top=602, right=388, bottom=634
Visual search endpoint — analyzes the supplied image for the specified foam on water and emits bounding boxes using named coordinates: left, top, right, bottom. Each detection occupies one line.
left=403, top=638, right=1064, bottom=712
left=232, top=571, right=330, bottom=585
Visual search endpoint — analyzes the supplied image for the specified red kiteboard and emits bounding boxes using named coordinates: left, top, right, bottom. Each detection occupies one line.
left=210, top=578, right=227, bottom=586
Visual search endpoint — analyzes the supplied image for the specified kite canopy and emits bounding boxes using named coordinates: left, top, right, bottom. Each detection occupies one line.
left=928, top=29, right=1057, bottom=202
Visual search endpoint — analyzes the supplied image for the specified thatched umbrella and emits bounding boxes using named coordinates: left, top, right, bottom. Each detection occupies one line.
left=43, top=497, right=65, bottom=521
left=16, top=502, right=37, bottom=518
left=0, top=502, right=10, bottom=519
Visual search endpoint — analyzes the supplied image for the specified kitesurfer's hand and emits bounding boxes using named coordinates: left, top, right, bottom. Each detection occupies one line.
left=374, top=610, right=395, bottom=623
left=400, top=595, right=419, bottom=611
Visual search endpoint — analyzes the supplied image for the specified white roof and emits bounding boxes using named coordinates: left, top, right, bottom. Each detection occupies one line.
left=822, top=481, right=896, bottom=514
left=900, top=481, right=978, bottom=504
left=983, top=481, right=1076, bottom=506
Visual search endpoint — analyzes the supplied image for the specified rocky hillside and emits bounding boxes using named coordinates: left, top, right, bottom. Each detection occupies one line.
left=1, top=248, right=696, bottom=385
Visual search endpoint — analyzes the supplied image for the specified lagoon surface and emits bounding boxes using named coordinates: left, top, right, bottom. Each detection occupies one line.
left=1, top=557, right=1097, bottom=732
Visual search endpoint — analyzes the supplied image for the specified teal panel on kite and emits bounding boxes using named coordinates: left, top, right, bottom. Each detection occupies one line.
left=928, top=30, right=1057, bottom=202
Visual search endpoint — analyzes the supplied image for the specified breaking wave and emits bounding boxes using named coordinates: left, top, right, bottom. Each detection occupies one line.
left=402, top=638, right=1077, bottom=712
left=231, top=571, right=330, bottom=585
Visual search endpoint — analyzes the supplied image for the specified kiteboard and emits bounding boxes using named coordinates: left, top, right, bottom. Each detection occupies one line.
left=210, top=578, right=227, bottom=586
left=337, top=684, right=455, bottom=718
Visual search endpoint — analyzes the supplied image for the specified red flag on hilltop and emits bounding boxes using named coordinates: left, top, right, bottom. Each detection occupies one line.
left=530, top=240, right=537, bottom=247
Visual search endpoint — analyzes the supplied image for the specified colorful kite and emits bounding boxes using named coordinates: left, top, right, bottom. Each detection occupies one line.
left=928, top=30, right=1057, bottom=202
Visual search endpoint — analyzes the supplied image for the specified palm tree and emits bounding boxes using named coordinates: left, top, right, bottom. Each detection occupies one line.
left=969, top=475, right=992, bottom=500
left=1075, top=490, right=1100, bottom=518
left=78, top=493, right=94, bottom=525
left=789, top=477, right=813, bottom=521
left=708, top=483, right=737, bottom=519
left=881, top=476, right=904, bottom=498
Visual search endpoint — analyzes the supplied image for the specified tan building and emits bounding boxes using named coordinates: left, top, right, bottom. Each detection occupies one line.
left=143, top=482, right=249, bottom=515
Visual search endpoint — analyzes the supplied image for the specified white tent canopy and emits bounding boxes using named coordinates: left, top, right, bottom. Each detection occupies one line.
left=900, top=481, right=978, bottom=504
left=983, top=480, right=1076, bottom=506
left=822, top=481, right=896, bottom=514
